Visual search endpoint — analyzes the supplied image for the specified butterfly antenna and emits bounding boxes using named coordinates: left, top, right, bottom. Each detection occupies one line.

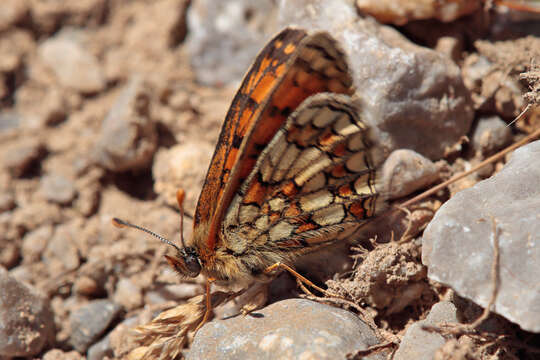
left=112, top=217, right=182, bottom=252
left=176, top=189, right=188, bottom=249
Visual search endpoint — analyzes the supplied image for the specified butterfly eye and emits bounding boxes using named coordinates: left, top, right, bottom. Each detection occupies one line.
left=184, top=253, right=201, bottom=277
left=164, top=252, right=201, bottom=278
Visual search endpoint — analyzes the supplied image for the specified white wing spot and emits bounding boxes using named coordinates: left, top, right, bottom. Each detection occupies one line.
left=300, top=189, right=333, bottom=212
left=269, top=220, right=295, bottom=241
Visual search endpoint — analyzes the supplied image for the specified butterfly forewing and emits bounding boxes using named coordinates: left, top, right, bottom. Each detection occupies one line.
left=223, top=94, right=382, bottom=260
left=193, top=28, right=355, bottom=259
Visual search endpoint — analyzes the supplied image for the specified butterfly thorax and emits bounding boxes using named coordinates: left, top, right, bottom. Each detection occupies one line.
left=190, top=221, right=295, bottom=284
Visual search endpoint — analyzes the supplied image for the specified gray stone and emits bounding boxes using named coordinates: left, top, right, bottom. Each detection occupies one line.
left=68, top=299, right=122, bottom=352
left=380, top=149, right=440, bottom=199
left=394, top=301, right=458, bottom=360
left=0, top=111, right=20, bottom=131
left=472, top=115, right=512, bottom=156
left=87, top=334, right=113, bottom=360
left=422, top=140, right=540, bottom=332
left=278, top=0, right=474, bottom=160
left=188, top=298, right=386, bottom=360
left=94, top=76, right=157, bottom=172
left=0, top=266, right=55, bottom=357
left=40, top=173, right=77, bottom=204
left=38, top=32, right=105, bottom=94
left=186, top=0, right=276, bottom=85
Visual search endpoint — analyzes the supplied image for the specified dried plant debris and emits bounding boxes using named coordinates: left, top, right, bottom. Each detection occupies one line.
left=520, top=62, right=540, bottom=105
left=130, top=290, right=245, bottom=360
left=327, top=241, right=430, bottom=317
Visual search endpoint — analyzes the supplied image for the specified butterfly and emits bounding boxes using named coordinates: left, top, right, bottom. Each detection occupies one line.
left=114, top=27, right=382, bottom=327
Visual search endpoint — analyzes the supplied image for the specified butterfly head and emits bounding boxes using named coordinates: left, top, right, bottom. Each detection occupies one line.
left=164, top=246, right=201, bottom=278
left=112, top=196, right=201, bottom=279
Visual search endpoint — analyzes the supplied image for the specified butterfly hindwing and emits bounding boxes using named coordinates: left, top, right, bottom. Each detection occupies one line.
left=192, top=28, right=355, bottom=259
left=223, top=94, right=381, bottom=259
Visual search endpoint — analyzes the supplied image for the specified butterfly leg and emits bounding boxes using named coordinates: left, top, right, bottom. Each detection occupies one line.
left=264, top=262, right=333, bottom=297
left=195, top=277, right=215, bottom=332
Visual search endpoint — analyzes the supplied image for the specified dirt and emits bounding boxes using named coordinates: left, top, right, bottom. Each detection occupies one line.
left=0, top=1, right=539, bottom=359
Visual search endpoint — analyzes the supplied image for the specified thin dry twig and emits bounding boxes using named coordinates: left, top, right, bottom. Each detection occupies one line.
left=394, top=204, right=413, bottom=244
left=346, top=341, right=396, bottom=360
left=399, top=122, right=540, bottom=210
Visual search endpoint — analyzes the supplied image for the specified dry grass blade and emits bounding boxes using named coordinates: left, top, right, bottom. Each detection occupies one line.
left=129, top=290, right=246, bottom=360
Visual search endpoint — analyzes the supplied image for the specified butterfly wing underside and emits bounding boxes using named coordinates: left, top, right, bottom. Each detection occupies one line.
left=223, top=94, right=382, bottom=261
left=192, top=28, right=354, bottom=260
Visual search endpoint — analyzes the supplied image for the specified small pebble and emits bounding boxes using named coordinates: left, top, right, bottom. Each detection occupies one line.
left=113, top=278, right=143, bottom=311
left=68, top=299, right=122, bottom=352
left=3, top=139, right=45, bottom=177
left=40, top=173, right=77, bottom=205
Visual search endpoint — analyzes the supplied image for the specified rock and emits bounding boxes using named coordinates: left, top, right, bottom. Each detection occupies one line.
left=94, top=76, right=157, bottom=172
left=42, top=349, right=84, bottom=360
left=0, top=29, right=34, bottom=72
left=22, top=225, right=52, bottom=263
left=380, top=149, right=440, bottom=200
left=394, top=301, right=458, bottom=360
left=435, top=36, right=462, bottom=63
left=152, top=143, right=213, bottom=213
left=355, top=0, right=480, bottom=25
left=73, top=275, right=101, bottom=297
left=11, top=201, right=62, bottom=233
left=278, top=0, right=474, bottom=160
left=30, top=0, right=108, bottom=35
left=43, top=223, right=81, bottom=273
left=0, top=111, right=20, bottom=132
left=0, top=241, right=19, bottom=268
left=38, top=31, right=106, bottom=94
left=0, top=0, right=29, bottom=32
left=0, top=192, right=15, bottom=212
left=2, top=138, right=45, bottom=177
left=113, top=278, right=143, bottom=311
left=109, top=316, right=140, bottom=359
left=422, top=140, right=540, bottom=332
left=0, top=267, right=55, bottom=357
left=87, top=334, right=113, bottom=360
left=472, top=115, right=512, bottom=156
left=186, top=0, right=276, bottom=85
left=68, top=299, right=122, bottom=352
left=40, top=173, right=77, bottom=204
left=15, top=83, right=67, bottom=128
left=188, top=298, right=386, bottom=360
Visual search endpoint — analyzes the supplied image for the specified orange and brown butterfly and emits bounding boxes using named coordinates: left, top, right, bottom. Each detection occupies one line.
left=113, top=27, right=384, bottom=326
